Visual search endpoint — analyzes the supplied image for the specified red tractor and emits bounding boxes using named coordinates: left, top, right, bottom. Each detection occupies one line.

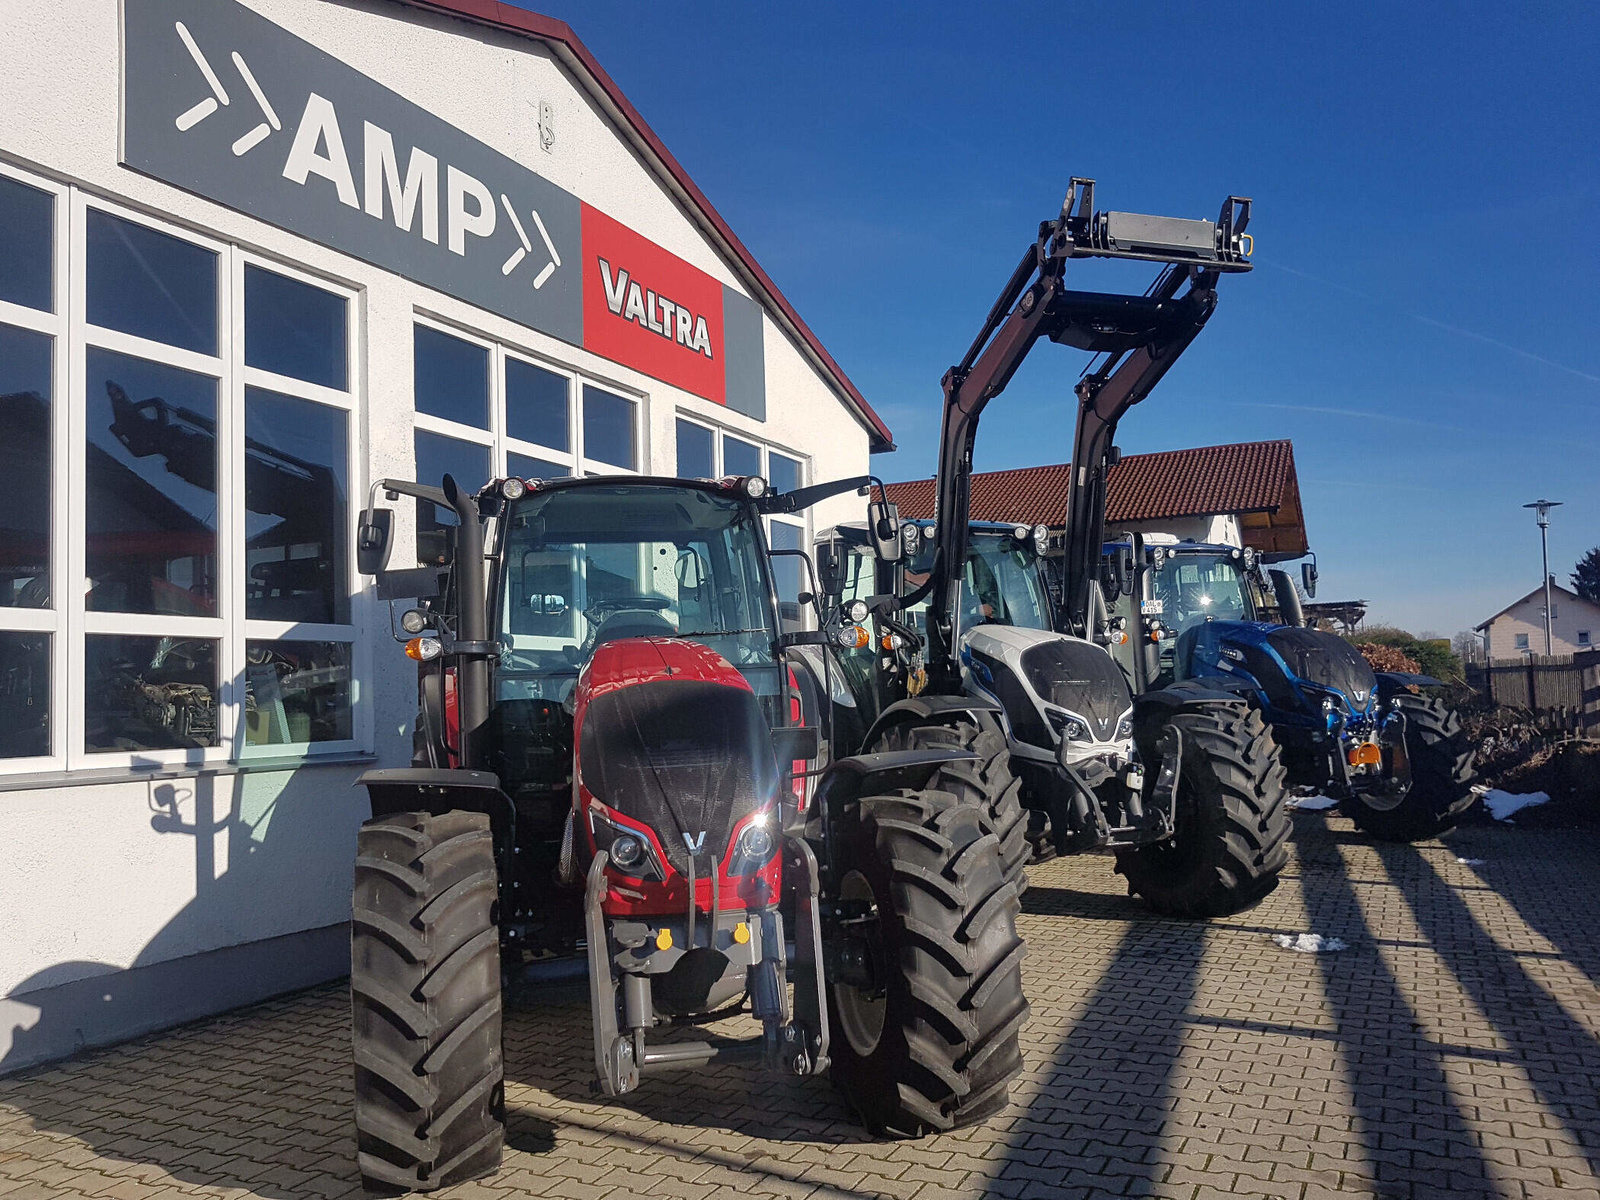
left=349, top=471, right=1029, bottom=1193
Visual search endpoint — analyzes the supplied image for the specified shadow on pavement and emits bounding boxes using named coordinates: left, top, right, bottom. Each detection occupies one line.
left=1297, top=831, right=1507, bottom=1198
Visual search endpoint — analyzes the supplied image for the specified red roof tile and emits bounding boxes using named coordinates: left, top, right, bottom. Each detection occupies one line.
left=884, top=440, right=1299, bottom=527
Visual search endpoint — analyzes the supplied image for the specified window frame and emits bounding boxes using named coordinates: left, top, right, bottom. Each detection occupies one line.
left=411, top=313, right=644, bottom=487
left=0, top=167, right=368, bottom=773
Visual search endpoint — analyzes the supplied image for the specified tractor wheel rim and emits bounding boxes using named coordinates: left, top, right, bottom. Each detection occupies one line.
left=833, top=870, right=886, bottom=1057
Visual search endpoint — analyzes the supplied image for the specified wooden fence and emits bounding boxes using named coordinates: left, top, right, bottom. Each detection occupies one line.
left=1468, top=650, right=1600, bottom=737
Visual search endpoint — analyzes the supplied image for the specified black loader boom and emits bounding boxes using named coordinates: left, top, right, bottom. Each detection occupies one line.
left=923, top=179, right=1252, bottom=688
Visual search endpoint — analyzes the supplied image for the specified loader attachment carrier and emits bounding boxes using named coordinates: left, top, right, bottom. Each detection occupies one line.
left=924, top=178, right=1252, bottom=690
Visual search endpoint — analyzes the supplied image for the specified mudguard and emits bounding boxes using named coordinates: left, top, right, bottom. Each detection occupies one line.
left=1375, top=671, right=1444, bottom=692
left=1131, top=680, right=1244, bottom=714
left=860, top=693, right=1004, bottom=752
left=809, top=747, right=979, bottom=821
left=357, top=767, right=514, bottom=822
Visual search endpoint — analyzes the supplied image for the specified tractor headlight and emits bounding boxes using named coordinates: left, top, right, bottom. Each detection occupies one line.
left=729, top=811, right=778, bottom=875
left=1242, top=547, right=1258, bottom=570
left=1114, top=713, right=1134, bottom=742
left=1032, top=524, right=1050, bottom=552
left=1012, top=525, right=1030, bottom=542
left=589, top=810, right=664, bottom=880
left=499, top=476, right=528, bottom=500
left=399, top=608, right=429, bottom=635
left=1152, top=547, right=1166, bottom=566
left=845, top=599, right=869, bottom=624
left=901, top=523, right=921, bottom=552
left=610, top=834, right=646, bottom=870
left=1047, top=709, right=1087, bottom=742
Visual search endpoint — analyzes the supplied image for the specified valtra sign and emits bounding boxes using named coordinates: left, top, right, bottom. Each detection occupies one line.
left=121, top=0, right=765, bottom=418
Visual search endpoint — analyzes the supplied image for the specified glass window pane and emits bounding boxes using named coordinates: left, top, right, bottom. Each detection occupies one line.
left=769, top=451, right=802, bottom=495
left=85, top=348, right=217, bottom=616
left=675, top=419, right=714, bottom=479
left=769, top=521, right=805, bottom=629
left=0, top=323, right=52, bottom=608
left=505, top=358, right=568, bottom=450
left=0, top=175, right=53, bottom=312
left=85, top=635, right=218, bottom=751
left=582, top=385, right=635, bottom=470
left=0, top=633, right=49, bottom=758
left=245, top=388, right=349, bottom=623
left=86, top=210, right=216, bottom=355
left=245, top=640, right=352, bottom=745
left=508, top=452, right=568, bottom=481
left=724, top=435, right=761, bottom=479
left=415, top=325, right=488, bottom=429
left=245, top=265, right=347, bottom=389
left=414, top=429, right=490, bottom=544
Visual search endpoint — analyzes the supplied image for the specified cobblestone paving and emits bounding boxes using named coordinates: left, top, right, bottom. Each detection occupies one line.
left=3, top=811, right=1599, bottom=1199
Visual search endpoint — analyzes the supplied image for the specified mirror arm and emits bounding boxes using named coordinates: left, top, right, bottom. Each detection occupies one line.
left=759, top=474, right=873, bottom=515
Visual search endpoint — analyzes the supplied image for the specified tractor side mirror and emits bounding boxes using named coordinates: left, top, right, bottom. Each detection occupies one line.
left=815, top=541, right=847, bottom=601
left=1301, top=558, right=1319, bottom=599
left=357, top=508, right=393, bottom=576
left=868, top=500, right=904, bottom=563
left=1109, top=543, right=1135, bottom=597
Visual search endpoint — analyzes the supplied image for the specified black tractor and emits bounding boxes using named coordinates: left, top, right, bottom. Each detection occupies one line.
left=346, top=469, right=1030, bottom=1192
left=810, top=179, right=1291, bottom=918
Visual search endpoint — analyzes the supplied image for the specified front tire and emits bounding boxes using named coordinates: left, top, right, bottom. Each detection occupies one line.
left=827, top=788, right=1030, bottom=1136
left=1116, top=704, right=1291, bottom=918
left=352, top=811, right=504, bottom=1194
left=1342, top=694, right=1476, bottom=842
left=873, top=711, right=1029, bottom=896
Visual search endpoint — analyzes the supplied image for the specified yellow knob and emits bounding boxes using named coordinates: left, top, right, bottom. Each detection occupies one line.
left=655, top=928, right=673, bottom=951
left=732, top=922, right=751, bottom=945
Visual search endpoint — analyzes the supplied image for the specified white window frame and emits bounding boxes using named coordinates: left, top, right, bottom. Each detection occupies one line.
left=411, top=313, right=643, bottom=484
left=0, top=164, right=368, bottom=773
left=1579, top=630, right=1592, bottom=647
left=673, top=412, right=811, bottom=604
left=0, top=160, right=70, bottom=775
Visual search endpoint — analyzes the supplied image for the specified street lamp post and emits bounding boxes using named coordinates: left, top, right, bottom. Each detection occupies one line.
left=1523, top=499, right=1562, bottom=656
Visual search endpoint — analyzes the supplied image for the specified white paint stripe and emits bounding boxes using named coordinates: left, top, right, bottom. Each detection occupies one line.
left=500, top=195, right=533, bottom=252
left=175, top=96, right=218, bottom=131
left=530, top=207, right=560, bottom=267
left=533, top=260, right=556, bottom=290
left=176, top=21, right=228, bottom=105
left=501, top=246, right=528, bottom=276
left=231, top=123, right=272, bottom=156
left=232, top=52, right=280, bottom=130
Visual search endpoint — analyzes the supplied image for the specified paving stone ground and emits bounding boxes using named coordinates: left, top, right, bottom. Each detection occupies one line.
left=3, top=810, right=1599, bottom=1200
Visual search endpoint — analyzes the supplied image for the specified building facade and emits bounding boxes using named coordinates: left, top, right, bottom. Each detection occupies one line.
left=1476, top=580, right=1600, bottom=659
left=0, top=0, right=889, bottom=1074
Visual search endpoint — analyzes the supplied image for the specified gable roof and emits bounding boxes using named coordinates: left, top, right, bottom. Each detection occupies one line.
left=883, top=440, right=1307, bottom=557
left=1474, top=579, right=1600, bottom=630
left=384, top=0, right=893, bottom=452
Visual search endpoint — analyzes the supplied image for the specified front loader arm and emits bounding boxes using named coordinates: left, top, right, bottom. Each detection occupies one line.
left=921, top=179, right=1251, bottom=689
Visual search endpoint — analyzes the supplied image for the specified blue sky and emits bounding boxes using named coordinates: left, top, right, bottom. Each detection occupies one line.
left=523, top=0, right=1598, bottom=638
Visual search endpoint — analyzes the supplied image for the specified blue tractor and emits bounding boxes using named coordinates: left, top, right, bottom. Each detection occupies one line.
left=1106, top=537, right=1476, bottom=841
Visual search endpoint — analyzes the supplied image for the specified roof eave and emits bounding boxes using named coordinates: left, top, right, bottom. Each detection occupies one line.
left=383, top=0, right=894, bottom=453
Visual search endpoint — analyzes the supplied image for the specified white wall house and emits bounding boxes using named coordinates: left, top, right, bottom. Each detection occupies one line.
left=0, top=0, right=891, bottom=1074
left=1477, top=580, right=1600, bottom=659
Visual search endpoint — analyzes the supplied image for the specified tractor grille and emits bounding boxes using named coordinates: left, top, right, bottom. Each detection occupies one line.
left=1019, top=639, right=1132, bottom=742
left=579, top=680, right=777, bottom=874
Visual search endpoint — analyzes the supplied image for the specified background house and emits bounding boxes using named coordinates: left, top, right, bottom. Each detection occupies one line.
left=1476, top=579, right=1600, bottom=658
left=885, top=437, right=1312, bottom=561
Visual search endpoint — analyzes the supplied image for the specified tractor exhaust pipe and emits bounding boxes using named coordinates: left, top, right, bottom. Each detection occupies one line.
left=444, top=475, right=489, bottom=770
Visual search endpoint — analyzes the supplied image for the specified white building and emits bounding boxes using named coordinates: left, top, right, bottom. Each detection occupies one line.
left=0, top=0, right=891, bottom=1074
left=1476, top=580, right=1600, bottom=659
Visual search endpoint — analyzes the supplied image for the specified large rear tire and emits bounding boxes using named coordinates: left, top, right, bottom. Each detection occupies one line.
left=1115, top=704, right=1291, bottom=918
left=352, top=811, right=504, bottom=1194
left=827, top=788, right=1030, bottom=1136
left=1342, top=694, right=1476, bottom=842
left=873, top=711, right=1029, bottom=896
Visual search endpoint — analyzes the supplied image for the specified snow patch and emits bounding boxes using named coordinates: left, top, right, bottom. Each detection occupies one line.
left=1272, top=933, right=1348, bottom=953
left=1482, top=790, right=1550, bottom=821
left=1287, top=794, right=1340, bottom=811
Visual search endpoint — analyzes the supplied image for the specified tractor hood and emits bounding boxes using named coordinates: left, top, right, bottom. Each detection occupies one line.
left=1185, top=620, right=1378, bottom=717
left=964, top=624, right=1133, bottom=749
left=574, top=638, right=778, bottom=874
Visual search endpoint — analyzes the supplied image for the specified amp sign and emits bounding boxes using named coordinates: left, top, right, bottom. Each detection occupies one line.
left=121, top=0, right=765, bottom=418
